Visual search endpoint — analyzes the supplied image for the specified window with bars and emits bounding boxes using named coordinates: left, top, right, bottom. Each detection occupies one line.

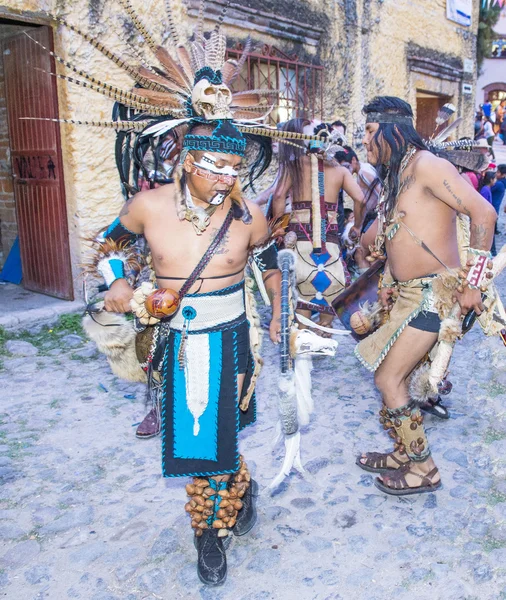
left=226, top=44, right=324, bottom=125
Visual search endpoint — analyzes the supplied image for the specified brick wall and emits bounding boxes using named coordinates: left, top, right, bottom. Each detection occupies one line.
left=0, top=34, right=17, bottom=269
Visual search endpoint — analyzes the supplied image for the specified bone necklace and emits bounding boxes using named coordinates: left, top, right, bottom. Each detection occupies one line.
left=183, top=186, right=219, bottom=235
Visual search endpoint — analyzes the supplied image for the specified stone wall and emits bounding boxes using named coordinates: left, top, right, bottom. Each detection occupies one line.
left=326, top=0, right=479, bottom=146
left=0, top=0, right=480, bottom=286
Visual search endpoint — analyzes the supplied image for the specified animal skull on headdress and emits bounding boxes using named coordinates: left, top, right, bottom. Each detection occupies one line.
left=191, top=78, right=233, bottom=120
left=290, top=327, right=338, bottom=357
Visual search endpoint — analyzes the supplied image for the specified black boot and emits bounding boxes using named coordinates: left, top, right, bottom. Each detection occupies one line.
left=233, top=478, right=258, bottom=536
left=195, top=528, right=227, bottom=586
left=420, top=396, right=450, bottom=420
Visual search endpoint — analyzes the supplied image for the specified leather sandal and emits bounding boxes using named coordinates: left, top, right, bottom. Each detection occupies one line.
left=356, top=451, right=409, bottom=474
left=375, top=464, right=441, bottom=496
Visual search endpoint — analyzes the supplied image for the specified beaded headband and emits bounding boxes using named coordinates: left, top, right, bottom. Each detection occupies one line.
left=183, top=120, right=247, bottom=157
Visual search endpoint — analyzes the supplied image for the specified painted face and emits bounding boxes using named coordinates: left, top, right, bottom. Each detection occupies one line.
left=184, top=151, right=242, bottom=205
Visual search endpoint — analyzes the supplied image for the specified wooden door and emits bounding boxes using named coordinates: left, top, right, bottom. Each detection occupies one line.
left=416, top=96, right=449, bottom=141
left=3, top=26, right=73, bottom=300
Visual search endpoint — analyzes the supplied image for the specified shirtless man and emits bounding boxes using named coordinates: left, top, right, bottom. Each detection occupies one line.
left=355, top=96, right=496, bottom=495
left=272, top=118, right=366, bottom=329
left=97, top=121, right=281, bottom=584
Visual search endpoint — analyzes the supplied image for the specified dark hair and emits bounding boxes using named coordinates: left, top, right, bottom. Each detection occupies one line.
left=497, top=164, right=506, bottom=175
left=481, top=170, right=496, bottom=189
left=362, top=96, right=427, bottom=218
left=275, top=117, right=310, bottom=203
left=344, top=208, right=353, bottom=220
left=331, top=120, right=347, bottom=134
left=334, top=145, right=358, bottom=164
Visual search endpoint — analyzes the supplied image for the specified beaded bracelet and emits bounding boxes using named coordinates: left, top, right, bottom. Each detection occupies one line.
left=466, top=248, right=493, bottom=291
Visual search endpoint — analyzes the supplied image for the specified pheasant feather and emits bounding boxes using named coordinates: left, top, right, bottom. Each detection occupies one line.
left=117, top=0, right=159, bottom=54
left=432, top=117, right=463, bottom=144
left=20, top=117, right=149, bottom=131
left=38, top=69, right=169, bottom=113
left=24, top=33, right=158, bottom=109
left=164, top=0, right=180, bottom=45
left=155, top=47, right=192, bottom=88
left=435, top=103, right=456, bottom=126
left=45, top=13, right=162, bottom=91
left=228, top=37, right=251, bottom=84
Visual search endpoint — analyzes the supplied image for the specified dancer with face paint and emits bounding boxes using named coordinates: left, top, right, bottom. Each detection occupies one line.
left=100, top=120, right=281, bottom=584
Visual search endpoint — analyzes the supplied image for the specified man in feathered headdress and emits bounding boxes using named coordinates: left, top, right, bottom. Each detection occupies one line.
left=71, top=5, right=282, bottom=585
left=354, top=96, right=497, bottom=496
left=96, top=115, right=281, bottom=584
left=31, top=0, right=341, bottom=582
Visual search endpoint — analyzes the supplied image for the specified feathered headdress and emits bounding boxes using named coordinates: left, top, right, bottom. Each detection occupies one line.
left=23, top=0, right=330, bottom=194
left=426, top=103, right=489, bottom=172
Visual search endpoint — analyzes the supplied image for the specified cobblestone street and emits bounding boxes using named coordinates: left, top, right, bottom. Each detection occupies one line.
left=1, top=214, right=506, bottom=600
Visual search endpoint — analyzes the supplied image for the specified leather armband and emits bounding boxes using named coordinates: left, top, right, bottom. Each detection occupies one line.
left=251, top=240, right=278, bottom=272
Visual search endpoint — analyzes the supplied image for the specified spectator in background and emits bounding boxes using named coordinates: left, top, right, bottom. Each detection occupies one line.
left=480, top=170, right=496, bottom=204
left=330, top=120, right=347, bottom=141
left=480, top=170, right=497, bottom=255
left=495, top=99, right=505, bottom=135
left=500, top=115, right=506, bottom=145
left=491, top=164, right=506, bottom=215
left=344, top=208, right=354, bottom=226
left=461, top=167, right=480, bottom=191
left=474, top=113, right=484, bottom=139
left=483, top=118, right=496, bottom=160
left=482, top=99, right=492, bottom=119
left=335, top=146, right=382, bottom=232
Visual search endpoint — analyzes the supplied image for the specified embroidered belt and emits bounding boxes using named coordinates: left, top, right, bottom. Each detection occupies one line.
left=170, top=282, right=245, bottom=332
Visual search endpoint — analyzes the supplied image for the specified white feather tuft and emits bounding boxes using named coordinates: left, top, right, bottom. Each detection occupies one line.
left=268, top=432, right=303, bottom=491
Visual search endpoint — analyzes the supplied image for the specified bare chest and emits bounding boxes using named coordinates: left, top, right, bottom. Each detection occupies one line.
left=144, top=212, right=250, bottom=278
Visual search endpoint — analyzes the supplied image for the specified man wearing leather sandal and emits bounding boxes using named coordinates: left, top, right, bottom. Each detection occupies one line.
left=354, top=96, right=496, bottom=496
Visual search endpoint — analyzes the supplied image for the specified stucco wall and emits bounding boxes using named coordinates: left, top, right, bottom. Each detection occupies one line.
left=475, top=7, right=506, bottom=108
left=476, top=57, right=506, bottom=106
left=0, top=0, right=480, bottom=289
left=326, top=0, right=478, bottom=144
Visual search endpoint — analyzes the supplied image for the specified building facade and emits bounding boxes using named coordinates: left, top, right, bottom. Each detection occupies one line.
left=476, top=7, right=506, bottom=110
left=0, top=0, right=479, bottom=300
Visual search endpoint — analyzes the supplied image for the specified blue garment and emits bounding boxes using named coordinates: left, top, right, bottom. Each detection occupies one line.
left=480, top=186, right=492, bottom=204
left=491, top=179, right=506, bottom=214
left=482, top=103, right=492, bottom=118
left=160, top=281, right=256, bottom=478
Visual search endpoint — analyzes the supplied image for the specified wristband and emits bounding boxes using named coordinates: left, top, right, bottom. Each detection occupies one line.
left=97, top=254, right=126, bottom=288
left=466, top=249, right=493, bottom=291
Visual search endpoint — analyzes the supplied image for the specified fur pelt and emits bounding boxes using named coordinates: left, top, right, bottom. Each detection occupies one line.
left=432, top=273, right=460, bottom=320
left=439, top=317, right=462, bottom=344
left=409, top=362, right=433, bottom=405
left=240, top=276, right=264, bottom=411
left=83, top=312, right=147, bottom=383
